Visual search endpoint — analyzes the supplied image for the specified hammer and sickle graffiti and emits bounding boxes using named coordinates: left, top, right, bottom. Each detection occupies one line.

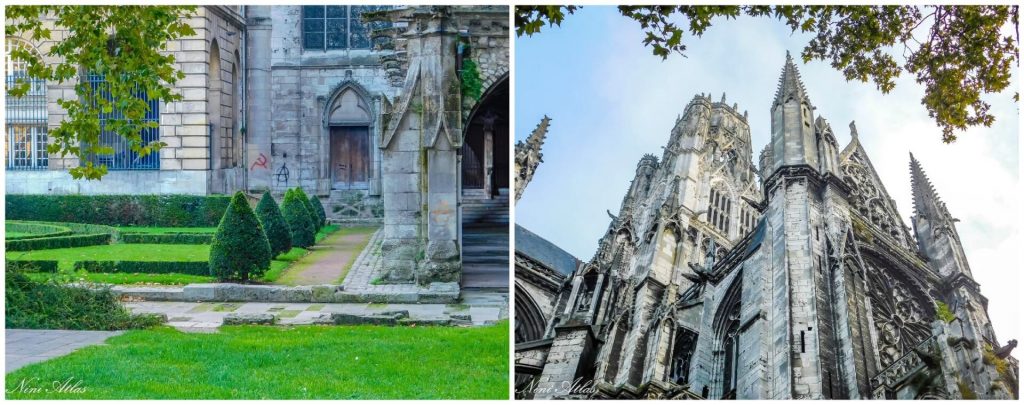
left=250, top=153, right=269, bottom=171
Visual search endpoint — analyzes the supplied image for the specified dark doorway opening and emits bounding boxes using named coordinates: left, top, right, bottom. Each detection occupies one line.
left=461, top=77, right=509, bottom=197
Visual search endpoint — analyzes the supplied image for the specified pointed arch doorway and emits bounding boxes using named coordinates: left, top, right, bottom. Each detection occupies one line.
left=461, top=77, right=509, bottom=198
left=459, top=76, right=509, bottom=290
left=326, top=86, right=373, bottom=190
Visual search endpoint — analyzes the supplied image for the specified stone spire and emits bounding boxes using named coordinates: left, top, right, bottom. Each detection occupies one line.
left=767, top=51, right=819, bottom=173
left=514, top=115, right=552, bottom=203
left=772, top=51, right=811, bottom=108
left=909, top=152, right=972, bottom=279
left=909, top=152, right=950, bottom=221
left=526, top=115, right=550, bottom=148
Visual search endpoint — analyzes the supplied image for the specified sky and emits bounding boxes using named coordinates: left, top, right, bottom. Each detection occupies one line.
left=514, top=7, right=1020, bottom=341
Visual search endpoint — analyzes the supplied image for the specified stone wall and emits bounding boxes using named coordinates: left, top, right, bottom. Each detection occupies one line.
left=261, top=6, right=396, bottom=196
left=7, top=6, right=244, bottom=195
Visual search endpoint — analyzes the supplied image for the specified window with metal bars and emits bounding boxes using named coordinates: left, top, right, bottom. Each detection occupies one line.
left=708, top=187, right=731, bottom=235
left=301, top=6, right=392, bottom=51
left=5, top=37, right=48, bottom=170
left=80, top=73, right=160, bottom=170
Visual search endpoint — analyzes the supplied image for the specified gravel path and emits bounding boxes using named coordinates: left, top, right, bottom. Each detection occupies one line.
left=280, top=228, right=375, bottom=285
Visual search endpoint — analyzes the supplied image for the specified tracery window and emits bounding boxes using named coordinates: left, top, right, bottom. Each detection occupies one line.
left=708, top=186, right=732, bottom=235
left=864, top=256, right=934, bottom=368
left=5, top=37, right=48, bottom=170
left=301, top=6, right=391, bottom=51
left=738, top=205, right=758, bottom=236
left=712, top=277, right=743, bottom=399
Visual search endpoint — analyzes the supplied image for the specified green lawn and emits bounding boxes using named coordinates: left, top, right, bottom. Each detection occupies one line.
left=26, top=271, right=214, bottom=286
left=116, top=227, right=217, bottom=234
left=5, top=322, right=510, bottom=399
left=315, top=224, right=341, bottom=243
left=7, top=244, right=210, bottom=265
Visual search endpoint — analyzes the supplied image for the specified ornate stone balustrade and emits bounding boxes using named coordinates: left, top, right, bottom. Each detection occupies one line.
left=871, top=335, right=939, bottom=397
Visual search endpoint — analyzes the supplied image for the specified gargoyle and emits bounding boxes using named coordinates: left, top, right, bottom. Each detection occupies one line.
left=995, top=339, right=1018, bottom=359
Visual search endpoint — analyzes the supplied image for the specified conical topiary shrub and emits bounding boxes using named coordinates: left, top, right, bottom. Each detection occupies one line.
left=254, top=191, right=292, bottom=258
left=310, top=195, right=327, bottom=228
left=294, top=187, right=321, bottom=231
left=281, top=189, right=316, bottom=248
left=209, top=191, right=272, bottom=281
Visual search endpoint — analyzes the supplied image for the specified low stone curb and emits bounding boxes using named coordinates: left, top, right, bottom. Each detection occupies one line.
left=223, top=313, right=277, bottom=325
left=111, top=281, right=459, bottom=304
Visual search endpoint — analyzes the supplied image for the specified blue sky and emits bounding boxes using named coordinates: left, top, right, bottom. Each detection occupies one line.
left=514, top=7, right=1020, bottom=340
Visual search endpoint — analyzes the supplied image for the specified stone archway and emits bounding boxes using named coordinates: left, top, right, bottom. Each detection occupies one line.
left=461, top=76, right=509, bottom=198
left=459, top=75, right=508, bottom=290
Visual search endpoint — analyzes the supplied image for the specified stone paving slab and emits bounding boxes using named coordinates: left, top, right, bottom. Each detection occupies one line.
left=6, top=330, right=124, bottom=372
left=126, top=291, right=508, bottom=332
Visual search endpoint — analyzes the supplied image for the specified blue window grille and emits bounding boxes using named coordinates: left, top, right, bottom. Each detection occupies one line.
left=81, top=73, right=160, bottom=170
left=5, top=38, right=48, bottom=170
left=302, top=6, right=392, bottom=51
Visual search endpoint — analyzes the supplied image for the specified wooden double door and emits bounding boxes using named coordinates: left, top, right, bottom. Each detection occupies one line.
left=330, top=126, right=371, bottom=189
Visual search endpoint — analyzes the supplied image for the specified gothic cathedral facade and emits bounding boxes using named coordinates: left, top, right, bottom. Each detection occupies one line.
left=514, top=53, right=1018, bottom=400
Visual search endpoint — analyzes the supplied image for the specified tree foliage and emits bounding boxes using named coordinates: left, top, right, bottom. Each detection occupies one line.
left=209, top=192, right=272, bottom=282
left=254, top=191, right=292, bottom=259
left=5, top=6, right=197, bottom=179
left=515, top=5, right=1019, bottom=142
left=281, top=189, right=316, bottom=248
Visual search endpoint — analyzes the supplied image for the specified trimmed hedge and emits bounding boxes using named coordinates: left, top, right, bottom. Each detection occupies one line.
left=311, top=195, right=328, bottom=228
left=5, top=260, right=60, bottom=273
left=5, top=222, right=73, bottom=240
left=120, top=233, right=213, bottom=245
left=209, top=192, right=272, bottom=281
left=74, top=261, right=210, bottom=276
left=282, top=189, right=316, bottom=248
left=6, top=194, right=232, bottom=227
left=294, top=188, right=321, bottom=230
left=6, top=233, right=111, bottom=252
left=255, top=191, right=292, bottom=258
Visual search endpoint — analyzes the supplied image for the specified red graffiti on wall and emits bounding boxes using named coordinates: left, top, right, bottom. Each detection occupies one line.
left=250, top=153, right=268, bottom=171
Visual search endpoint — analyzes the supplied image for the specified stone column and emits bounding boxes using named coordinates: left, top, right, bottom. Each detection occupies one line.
left=418, top=12, right=462, bottom=285
left=244, top=6, right=273, bottom=192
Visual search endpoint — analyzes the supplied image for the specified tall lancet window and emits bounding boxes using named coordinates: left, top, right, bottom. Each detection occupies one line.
left=713, top=276, right=742, bottom=399
left=708, top=186, right=732, bottom=235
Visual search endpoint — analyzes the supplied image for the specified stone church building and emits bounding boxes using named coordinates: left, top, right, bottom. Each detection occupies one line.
left=514, top=54, right=1018, bottom=399
left=5, top=5, right=509, bottom=287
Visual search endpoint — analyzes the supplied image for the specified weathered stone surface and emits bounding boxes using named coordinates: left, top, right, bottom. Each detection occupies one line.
left=223, top=313, right=277, bottom=325
left=329, top=313, right=402, bottom=326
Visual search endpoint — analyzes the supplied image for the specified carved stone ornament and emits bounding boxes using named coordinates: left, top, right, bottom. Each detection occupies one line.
left=866, top=259, right=934, bottom=368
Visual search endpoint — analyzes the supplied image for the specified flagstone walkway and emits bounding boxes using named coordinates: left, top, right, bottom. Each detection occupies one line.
left=6, top=329, right=124, bottom=372
left=125, top=290, right=508, bottom=332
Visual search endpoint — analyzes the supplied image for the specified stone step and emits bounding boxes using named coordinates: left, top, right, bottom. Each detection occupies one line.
left=462, top=238, right=509, bottom=246
left=462, top=246, right=509, bottom=255
left=464, top=256, right=508, bottom=266
left=460, top=272, right=509, bottom=289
